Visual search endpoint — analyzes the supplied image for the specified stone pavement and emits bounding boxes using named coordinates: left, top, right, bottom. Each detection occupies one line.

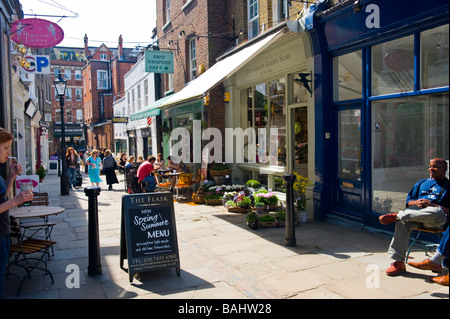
left=2, top=172, right=448, bottom=300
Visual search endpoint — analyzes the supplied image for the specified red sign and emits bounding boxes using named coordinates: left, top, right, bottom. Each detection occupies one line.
left=147, top=117, right=153, bottom=126
left=10, top=18, right=64, bottom=48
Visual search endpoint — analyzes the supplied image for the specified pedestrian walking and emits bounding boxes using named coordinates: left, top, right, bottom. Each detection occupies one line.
left=102, top=149, right=119, bottom=190
left=86, top=149, right=103, bottom=187
left=66, top=147, right=80, bottom=189
left=0, top=127, right=33, bottom=295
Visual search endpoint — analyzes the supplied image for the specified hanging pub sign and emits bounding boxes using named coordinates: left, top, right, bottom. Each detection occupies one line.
left=120, top=192, right=180, bottom=282
left=145, top=50, right=174, bottom=74
left=10, top=18, right=64, bottom=48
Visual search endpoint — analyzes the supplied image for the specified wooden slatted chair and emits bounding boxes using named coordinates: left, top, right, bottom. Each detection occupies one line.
left=8, top=216, right=55, bottom=295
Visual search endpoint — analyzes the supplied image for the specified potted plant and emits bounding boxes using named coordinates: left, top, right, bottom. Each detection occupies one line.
left=209, top=163, right=232, bottom=176
left=36, top=166, right=47, bottom=182
left=259, top=214, right=278, bottom=227
left=204, top=193, right=223, bottom=205
left=246, top=210, right=259, bottom=230
left=254, top=202, right=265, bottom=214
left=254, top=190, right=279, bottom=211
left=245, top=179, right=261, bottom=189
left=228, top=194, right=252, bottom=213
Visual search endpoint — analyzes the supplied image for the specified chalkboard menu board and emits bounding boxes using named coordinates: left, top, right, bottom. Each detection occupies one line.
left=120, top=192, right=180, bottom=282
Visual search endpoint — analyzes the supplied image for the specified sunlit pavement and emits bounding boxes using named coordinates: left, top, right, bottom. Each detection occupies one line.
left=2, top=172, right=448, bottom=299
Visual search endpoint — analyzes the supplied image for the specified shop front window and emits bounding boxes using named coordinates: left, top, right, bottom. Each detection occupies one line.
left=372, top=35, right=414, bottom=96
left=245, top=79, right=286, bottom=166
left=421, top=25, right=449, bottom=90
left=371, top=93, right=449, bottom=214
left=333, top=51, right=363, bottom=101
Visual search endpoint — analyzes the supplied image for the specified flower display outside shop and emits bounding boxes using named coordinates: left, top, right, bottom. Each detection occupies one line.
left=294, top=142, right=308, bottom=160
left=293, top=171, right=312, bottom=211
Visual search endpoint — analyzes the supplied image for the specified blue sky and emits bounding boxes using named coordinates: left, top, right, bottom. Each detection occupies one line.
left=19, top=0, right=157, bottom=48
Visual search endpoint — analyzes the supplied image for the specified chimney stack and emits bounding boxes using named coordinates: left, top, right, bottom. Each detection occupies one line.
left=118, top=34, right=124, bottom=60
left=84, top=34, right=91, bottom=59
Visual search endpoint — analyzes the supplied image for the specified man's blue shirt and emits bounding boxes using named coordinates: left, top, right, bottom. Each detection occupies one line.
left=406, top=178, right=449, bottom=208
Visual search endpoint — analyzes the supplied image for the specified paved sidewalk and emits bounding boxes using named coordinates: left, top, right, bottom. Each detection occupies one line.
left=2, top=173, right=448, bottom=299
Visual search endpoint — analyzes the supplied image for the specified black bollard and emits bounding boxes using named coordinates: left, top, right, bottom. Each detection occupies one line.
left=284, top=174, right=296, bottom=246
left=84, top=186, right=102, bottom=275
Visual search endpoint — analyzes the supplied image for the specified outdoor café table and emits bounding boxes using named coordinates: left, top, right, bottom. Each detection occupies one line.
left=9, top=206, right=65, bottom=241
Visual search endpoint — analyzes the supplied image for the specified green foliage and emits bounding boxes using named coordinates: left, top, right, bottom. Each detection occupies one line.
left=245, top=180, right=261, bottom=188
left=259, top=215, right=276, bottom=222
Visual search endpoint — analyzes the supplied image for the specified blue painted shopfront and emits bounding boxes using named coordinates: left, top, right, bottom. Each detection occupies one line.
left=306, top=0, right=449, bottom=230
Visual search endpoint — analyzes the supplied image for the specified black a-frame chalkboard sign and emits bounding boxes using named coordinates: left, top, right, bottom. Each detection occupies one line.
left=120, top=192, right=180, bottom=282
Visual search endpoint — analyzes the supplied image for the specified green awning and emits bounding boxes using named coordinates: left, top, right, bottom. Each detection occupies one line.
left=129, top=95, right=172, bottom=121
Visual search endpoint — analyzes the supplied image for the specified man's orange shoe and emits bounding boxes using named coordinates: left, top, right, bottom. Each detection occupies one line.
left=379, top=213, right=398, bottom=225
left=432, top=273, right=449, bottom=286
left=408, top=258, right=442, bottom=272
left=386, top=261, right=406, bottom=276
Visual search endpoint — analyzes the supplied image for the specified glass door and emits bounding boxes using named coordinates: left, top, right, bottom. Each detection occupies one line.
left=335, top=107, right=364, bottom=218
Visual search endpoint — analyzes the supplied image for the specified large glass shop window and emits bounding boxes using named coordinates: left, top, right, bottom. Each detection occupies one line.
left=421, top=24, right=449, bottom=90
left=372, top=93, right=449, bottom=214
left=246, top=79, right=286, bottom=166
left=372, top=35, right=414, bottom=95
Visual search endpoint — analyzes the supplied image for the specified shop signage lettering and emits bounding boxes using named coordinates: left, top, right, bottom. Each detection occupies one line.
left=145, top=50, right=174, bottom=74
left=10, top=18, right=64, bottom=48
left=120, top=193, right=180, bottom=282
left=246, top=53, right=291, bottom=76
left=113, top=116, right=128, bottom=123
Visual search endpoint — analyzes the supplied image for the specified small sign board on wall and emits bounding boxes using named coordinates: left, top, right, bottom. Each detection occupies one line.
left=120, top=192, right=180, bottom=282
left=145, top=50, right=174, bottom=74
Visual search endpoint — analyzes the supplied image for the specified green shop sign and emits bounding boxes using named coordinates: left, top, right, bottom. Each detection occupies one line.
left=145, top=50, right=174, bottom=74
left=130, top=108, right=160, bottom=121
left=164, top=100, right=203, bottom=117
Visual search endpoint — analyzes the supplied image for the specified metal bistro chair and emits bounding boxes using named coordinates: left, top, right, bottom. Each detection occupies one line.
left=18, top=192, right=56, bottom=255
left=405, top=226, right=447, bottom=263
left=7, top=216, right=55, bottom=296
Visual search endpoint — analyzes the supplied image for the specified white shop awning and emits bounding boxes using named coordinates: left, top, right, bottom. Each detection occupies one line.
left=160, top=26, right=290, bottom=108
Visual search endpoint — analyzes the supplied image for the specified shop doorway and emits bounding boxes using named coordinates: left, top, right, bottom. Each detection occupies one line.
left=334, top=106, right=364, bottom=219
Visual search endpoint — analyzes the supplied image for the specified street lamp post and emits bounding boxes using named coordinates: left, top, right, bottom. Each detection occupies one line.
left=54, top=74, right=70, bottom=195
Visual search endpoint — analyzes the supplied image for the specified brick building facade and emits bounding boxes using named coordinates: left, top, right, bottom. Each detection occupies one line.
left=82, top=35, right=137, bottom=151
